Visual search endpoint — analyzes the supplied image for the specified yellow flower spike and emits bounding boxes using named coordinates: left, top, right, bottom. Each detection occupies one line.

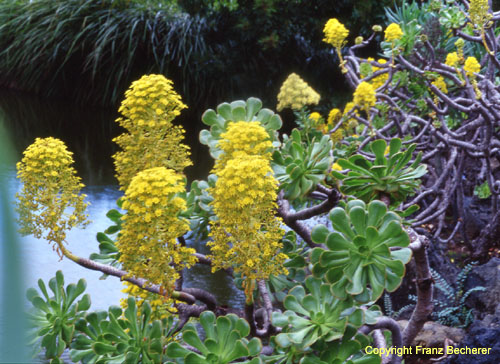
left=309, top=112, right=322, bottom=123
left=216, top=121, right=273, bottom=170
left=353, top=82, right=376, bottom=115
left=323, top=18, right=349, bottom=49
left=384, top=23, right=403, bottom=42
left=113, top=74, right=192, bottom=191
left=209, top=122, right=286, bottom=282
left=16, top=137, right=89, bottom=257
left=323, top=18, right=349, bottom=72
left=464, top=56, right=481, bottom=77
left=327, top=108, right=341, bottom=127
left=330, top=129, right=344, bottom=144
left=445, top=52, right=460, bottom=68
left=370, top=59, right=389, bottom=90
left=277, top=73, right=320, bottom=111
left=470, top=0, right=490, bottom=28
left=117, top=167, right=196, bottom=295
left=432, top=76, right=448, bottom=94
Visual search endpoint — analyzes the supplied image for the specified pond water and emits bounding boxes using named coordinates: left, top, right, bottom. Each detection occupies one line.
left=0, top=89, right=245, bottom=315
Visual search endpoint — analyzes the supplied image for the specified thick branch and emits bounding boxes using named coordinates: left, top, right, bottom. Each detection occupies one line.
left=402, top=228, right=433, bottom=347
left=359, top=316, right=403, bottom=364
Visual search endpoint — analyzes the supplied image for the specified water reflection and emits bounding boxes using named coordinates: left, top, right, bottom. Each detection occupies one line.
left=0, top=89, right=244, bottom=312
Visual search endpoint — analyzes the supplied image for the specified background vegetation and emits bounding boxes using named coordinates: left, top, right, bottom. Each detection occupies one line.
left=0, top=0, right=400, bottom=114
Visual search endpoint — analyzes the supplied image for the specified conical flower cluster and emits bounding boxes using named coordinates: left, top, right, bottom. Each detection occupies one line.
left=209, top=121, right=287, bottom=281
left=118, top=167, right=197, bottom=295
left=277, top=73, right=320, bottom=111
left=323, top=18, right=349, bottom=49
left=113, top=74, right=191, bottom=191
left=16, top=137, right=88, bottom=250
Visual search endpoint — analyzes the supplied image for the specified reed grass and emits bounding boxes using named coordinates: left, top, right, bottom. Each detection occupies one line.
left=0, top=0, right=210, bottom=106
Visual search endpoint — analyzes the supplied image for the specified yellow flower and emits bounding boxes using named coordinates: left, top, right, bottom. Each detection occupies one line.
left=445, top=52, right=460, bottom=68
left=16, top=137, right=89, bottom=252
left=309, top=112, right=322, bottom=122
left=470, top=0, right=490, bottom=27
left=432, top=76, right=448, bottom=94
left=120, top=282, right=177, bottom=321
left=384, top=146, right=390, bottom=156
left=384, top=23, right=403, bottom=42
left=113, top=74, right=191, bottom=191
left=323, top=18, right=349, bottom=49
left=332, top=162, right=343, bottom=171
left=343, top=102, right=359, bottom=129
left=277, top=73, right=320, bottom=111
left=370, top=59, right=389, bottom=90
left=215, top=121, right=273, bottom=170
left=209, top=122, right=287, bottom=282
left=353, top=82, right=376, bottom=113
left=327, top=108, right=341, bottom=126
left=117, top=167, right=196, bottom=295
left=464, top=56, right=480, bottom=76
left=330, top=129, right=343, bottom=144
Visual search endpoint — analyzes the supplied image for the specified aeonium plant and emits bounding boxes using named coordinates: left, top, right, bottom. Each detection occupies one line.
left=331, top=138, right=427, bottom=208
left=24, top=0, right=492, bottom=356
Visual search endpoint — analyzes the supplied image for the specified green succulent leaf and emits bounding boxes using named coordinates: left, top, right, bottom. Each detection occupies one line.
left=273, top=131, right=333, bottom=201
left=335, top=138, right=426, bottom=206
left=167, top=312, right=261, bottom=363
left=312, top=200, right=412, bottom=302
left=201, top=98, right=282, bottom=158
left=26, top=271, right=91, bottom=361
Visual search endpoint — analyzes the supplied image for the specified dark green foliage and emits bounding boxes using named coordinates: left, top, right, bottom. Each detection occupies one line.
left=0, top=0, right=398, bottom=110
left=90, top=203, right=123, bottom=268
left=183, top=175, right=217, bottom=239
left=383, top=293, right=415, bottom=319
left=268, top=231, right=308, bottom=302
left=0, top=0, right=210, bottom=106
left=431, top=263, right=486, bottom=328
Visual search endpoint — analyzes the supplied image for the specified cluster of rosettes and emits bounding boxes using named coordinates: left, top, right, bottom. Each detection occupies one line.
left=322, top=18, right=349, bottom=49
left=276, top=73, right=320, bottom=111
left=469, top=0, right=490, bottom=27
left=384, top=23, right=403, bottom=42
left=117, top=167, right=197, bottom=294
left=120, top=282, right=176, bottom=321
left=353, top=81, right=376, bottom=113
left=16, top=137, right=88, bottom=249
left=113, top=74, right=192, bottom=190
left=209, top=122, right=287, bottom=282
